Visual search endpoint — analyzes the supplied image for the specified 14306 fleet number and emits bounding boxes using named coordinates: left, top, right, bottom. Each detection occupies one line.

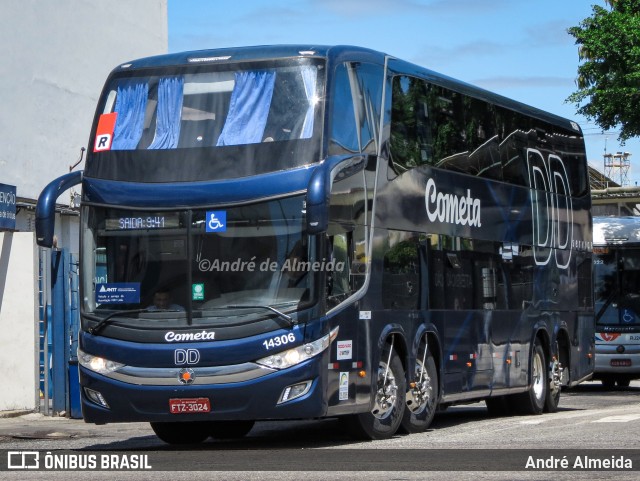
left=263, top=333, right=296, bottom=350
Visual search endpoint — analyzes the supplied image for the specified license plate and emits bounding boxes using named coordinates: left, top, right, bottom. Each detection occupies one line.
left=169, top=397, right=211, bottom=414
left=610, top=359, right=632, bottom=367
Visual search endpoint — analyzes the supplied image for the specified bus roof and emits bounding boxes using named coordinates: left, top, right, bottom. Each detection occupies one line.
left=109, top=44, right=582, bottom=136
left=112, top=45, right=382, bottom=69
left=593, top=216, right=640, bottom=245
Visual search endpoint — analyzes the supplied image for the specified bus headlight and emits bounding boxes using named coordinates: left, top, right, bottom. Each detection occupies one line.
left=78, top=348, right=125, bottom=375
left=256, top=327, right=338, bottom=370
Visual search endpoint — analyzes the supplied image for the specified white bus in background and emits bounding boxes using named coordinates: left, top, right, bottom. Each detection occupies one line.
left=593, top=216, right=640, bottom=388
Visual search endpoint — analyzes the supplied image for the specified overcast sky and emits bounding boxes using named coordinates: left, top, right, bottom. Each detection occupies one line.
left=169, top=0, right=640, bottom=185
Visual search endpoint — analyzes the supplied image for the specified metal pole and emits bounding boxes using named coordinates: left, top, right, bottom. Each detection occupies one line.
left=51, top=249, right=67, bottom=414
left=39, top=247, right=51, bottom=416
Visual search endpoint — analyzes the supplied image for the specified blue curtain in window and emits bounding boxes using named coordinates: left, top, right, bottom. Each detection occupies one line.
left=216, top=70, right=276, bottom=146
left=112, top=80, right=149, bottom=150
left=148, top=76, right=184, bottom=150
left=300, top=66, right=317, bottom=139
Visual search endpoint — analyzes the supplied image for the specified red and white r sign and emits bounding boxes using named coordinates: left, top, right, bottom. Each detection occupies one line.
left=94, top=112, right=118, bottom=152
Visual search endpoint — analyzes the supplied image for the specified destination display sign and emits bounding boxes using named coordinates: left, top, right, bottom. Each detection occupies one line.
left=105, top=213, right=181, bottom=231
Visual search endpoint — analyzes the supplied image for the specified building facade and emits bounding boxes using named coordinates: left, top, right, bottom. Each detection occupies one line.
left=0, top=0, right=167, bottom=411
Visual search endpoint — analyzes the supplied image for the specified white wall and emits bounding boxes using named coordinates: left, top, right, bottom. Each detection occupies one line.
left=0, top=233, right=38, bottom=411
left=0, top=1, right=167, bottom=412
left=0, top=0, right=168, bottom=201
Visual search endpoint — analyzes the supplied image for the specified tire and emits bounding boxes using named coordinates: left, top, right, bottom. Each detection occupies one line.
left=209, top=420, right=255, bottom=439
left=400, top=349, right=437, bottom=433
left=344, top=346, right=406, bottom=440
left=616, top=378, right=631, bottom=388
left=513, top=338, right=547, bottom=415
left=601, top=377, right=616, bottom=389
left=485, top=396, right=513, bottom=417
left=150, top=421, right=210, bottom=445
left=544, top=354, right=562, bottom=413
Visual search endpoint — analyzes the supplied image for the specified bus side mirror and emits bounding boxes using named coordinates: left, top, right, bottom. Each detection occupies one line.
left=306, top=155, right=369, bottom=235
left=35, top=171, right=83, bottom=247
left=306, top=167, right=328, bottom=234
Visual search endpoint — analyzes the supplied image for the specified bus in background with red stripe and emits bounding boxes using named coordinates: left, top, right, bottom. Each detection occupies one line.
left=593, top=216, right=640, bottom=388
left=36, top=45, right=594, bottom=444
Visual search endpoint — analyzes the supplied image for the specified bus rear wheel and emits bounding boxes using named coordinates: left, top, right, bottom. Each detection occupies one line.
left=514, top=338, right=547, bottom=415
left=150, top=421, right=210, bottom=445
left=544, top=355, right=562, bottom=413
left=400, top=350, right=437, bottom=433
left=345, top=346, right=406, bottom=440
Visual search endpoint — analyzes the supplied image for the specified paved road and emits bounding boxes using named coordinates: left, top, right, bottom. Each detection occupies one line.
left=1, top=381, right=639, bottom=480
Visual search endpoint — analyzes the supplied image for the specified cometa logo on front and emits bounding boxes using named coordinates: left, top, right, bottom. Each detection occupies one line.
left=165, top=330, right=216, bottom=342
left=425, top=178, right=482, bottom=227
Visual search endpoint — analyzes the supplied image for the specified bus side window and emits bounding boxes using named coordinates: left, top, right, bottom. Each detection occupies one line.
left=329, top=62, right=383, bottom=156
left=382, top=235, right=420, bottom=310
left=389, top=75, right=431, bottom=172
left=326, top=226, right=368, bottom=308
left=327, top=232, right=351, bottom=305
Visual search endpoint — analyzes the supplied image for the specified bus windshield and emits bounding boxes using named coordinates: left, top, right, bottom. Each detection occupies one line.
left=594, top=247, right=640, bottom=326
left=81, top=195, right=319, bottom=328
left=85, top=58, right=325, bottom=182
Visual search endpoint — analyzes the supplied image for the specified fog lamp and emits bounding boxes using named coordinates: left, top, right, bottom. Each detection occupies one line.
left=278, top=380, right=312, bottom=404
left=84, top=387, right=110, bottom=408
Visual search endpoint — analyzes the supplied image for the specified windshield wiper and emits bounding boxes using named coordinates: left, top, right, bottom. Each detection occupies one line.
left=88, top=308, right=150, bottom=335
left=596, top=286, right=619, bottom=323
left=224, top=305, right=296, bottom=327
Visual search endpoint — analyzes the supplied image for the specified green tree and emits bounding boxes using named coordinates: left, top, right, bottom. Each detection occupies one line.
left=566, top=0, right=640, bottom=143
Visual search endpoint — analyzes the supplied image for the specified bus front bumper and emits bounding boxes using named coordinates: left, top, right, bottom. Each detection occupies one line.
left=78, top=356, right=328, bottom=424
left=594, top=350, right=640, bottom=375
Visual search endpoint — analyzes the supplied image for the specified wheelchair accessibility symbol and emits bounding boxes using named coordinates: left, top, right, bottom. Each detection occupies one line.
left=205, top=211, right=227, bottom=232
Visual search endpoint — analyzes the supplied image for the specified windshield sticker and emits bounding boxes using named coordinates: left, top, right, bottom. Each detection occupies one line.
left=192, top=283, right=205, bottom=301
left=96, top=283, right=140, bottom=304
left=205, top=211, right=227, bottom=232
left=93, top=112, right=117, bottom=152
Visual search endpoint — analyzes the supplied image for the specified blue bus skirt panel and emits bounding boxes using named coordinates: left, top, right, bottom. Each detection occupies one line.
left=79, top=353, right=330, bottom=424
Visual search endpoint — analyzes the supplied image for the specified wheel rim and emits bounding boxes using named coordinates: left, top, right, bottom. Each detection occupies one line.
left=407, top=360, right=433, bottom=414
left=372, top=361, right=398, bottom=420
left=549, top=358, right=562, bottom=397
left=532, top=350, right=544, bottom=400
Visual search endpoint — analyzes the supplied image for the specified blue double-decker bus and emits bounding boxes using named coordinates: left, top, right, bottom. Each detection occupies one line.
left=36, top=45, right=594, bottom=443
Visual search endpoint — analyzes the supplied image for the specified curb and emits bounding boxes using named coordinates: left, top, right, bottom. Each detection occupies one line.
left=0, top=410, right=34, bottom=419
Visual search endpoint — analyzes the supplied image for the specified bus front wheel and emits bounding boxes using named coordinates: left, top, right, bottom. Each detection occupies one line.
left=344, top=346, right=406, bottom=440
left=150, top=421, right=210, bottom=445
left=209, top=420, right=255, bottom=439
